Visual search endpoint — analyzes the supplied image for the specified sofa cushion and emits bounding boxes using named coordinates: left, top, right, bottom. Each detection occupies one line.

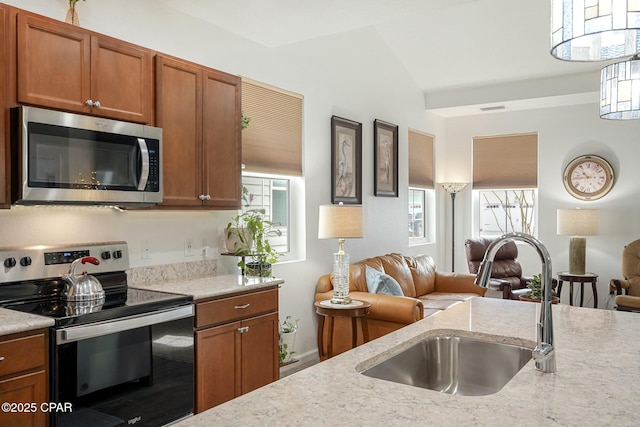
left=379, top=253, right=417, bottom=297
left=406, top=254, right=436, bottom=295
left=365, top=266, right=404, bottom=296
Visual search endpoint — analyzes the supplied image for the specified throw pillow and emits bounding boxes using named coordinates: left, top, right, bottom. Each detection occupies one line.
left=365, top=265, right=404, bottom=296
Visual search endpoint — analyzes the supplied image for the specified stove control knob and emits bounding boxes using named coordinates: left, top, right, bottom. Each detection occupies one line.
left=3, top=257, right=16, bottom=268
left=19, top=256, right=32, bottom=267
left=113, top=250, right=123, bottom=259
left=101, top=251, right=111, bottom=260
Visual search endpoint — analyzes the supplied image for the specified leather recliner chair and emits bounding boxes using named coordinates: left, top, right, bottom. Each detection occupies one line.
left=465, top=237, right=531, bottom=300
left=610, top=239, right=640, bottom=312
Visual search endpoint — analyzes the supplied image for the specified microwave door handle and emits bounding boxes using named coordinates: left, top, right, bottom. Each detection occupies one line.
left=137, top=138, right=150, bottom=191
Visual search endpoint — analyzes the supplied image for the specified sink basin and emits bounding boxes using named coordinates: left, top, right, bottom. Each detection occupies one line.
left=361, top=335, right=532, bottom=396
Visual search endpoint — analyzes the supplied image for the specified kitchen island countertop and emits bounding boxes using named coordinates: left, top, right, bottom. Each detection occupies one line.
left=131, top=274, right=283, bottom=301
left=174, top=297, right=638, bottom=427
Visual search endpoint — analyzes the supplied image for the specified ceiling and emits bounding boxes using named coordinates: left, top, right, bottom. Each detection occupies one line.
left=158, top=0, right=609, bottom=117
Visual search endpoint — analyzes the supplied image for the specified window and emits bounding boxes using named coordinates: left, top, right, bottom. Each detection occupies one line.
left=408, top=130, right=434, bottom=243
left=240, top=78, right=304, bottom=261
left=477, top=189, right=536, bottom=237
left=241, top=175, right=290, bottom=254
left=472, top=133, right=538, bottom=237
left=409, top=188, right=425, bottom=238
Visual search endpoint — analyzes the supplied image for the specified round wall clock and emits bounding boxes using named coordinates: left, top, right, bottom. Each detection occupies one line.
left=563, top=155, right=614, bottom=201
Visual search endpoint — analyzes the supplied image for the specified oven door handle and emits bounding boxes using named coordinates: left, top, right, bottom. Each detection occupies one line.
left=56, top=305, right=193, bottom=344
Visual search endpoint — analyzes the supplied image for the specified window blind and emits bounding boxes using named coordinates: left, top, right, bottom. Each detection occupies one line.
left=408, top=130, right=434, bottom=188
left=473, top=133, right=538, bottom=189
left=241, top=78, right=303, bottom=176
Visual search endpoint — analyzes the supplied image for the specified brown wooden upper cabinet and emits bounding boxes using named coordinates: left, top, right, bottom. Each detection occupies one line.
left=16, top=13, right=152, bottom=124
left=156, top=54, right=241, bottom=209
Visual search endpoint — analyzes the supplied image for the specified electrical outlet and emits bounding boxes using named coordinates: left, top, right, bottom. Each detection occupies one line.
left=185, top=238, right=194, bottom=257
left=141, top=240, right=151, bottom=259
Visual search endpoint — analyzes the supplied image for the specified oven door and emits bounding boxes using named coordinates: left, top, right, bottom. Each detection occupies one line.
left=52, top=305, right=194, bottom=427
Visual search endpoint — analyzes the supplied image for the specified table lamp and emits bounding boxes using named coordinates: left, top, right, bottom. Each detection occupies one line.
left=318, top=204, right=364, bottom=304
left=557, top=208, right=599, bottom=275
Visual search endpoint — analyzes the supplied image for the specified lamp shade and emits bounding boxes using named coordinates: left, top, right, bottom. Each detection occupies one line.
left=600, top=55, right=640, bottom=119
left=551, top=0, right=640, bottom=61
left=440, top=182, right=467, bottom=194
left=557, top=209, right=600, bottom=236
left=318, top=205, right=363, bottom=239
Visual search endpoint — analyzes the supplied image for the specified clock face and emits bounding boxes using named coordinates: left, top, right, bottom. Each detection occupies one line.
left=563, top=155, right=614, bottom=201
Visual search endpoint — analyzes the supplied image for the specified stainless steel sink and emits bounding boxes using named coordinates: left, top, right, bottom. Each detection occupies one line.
left=361, top=335, right=532, bottom=396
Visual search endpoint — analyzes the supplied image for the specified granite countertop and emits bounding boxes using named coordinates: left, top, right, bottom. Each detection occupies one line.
left=131, top=274, right=284, bottom=301
left=0, top=308, right=55, bottom=335
left=175, top=297, right=638, bottom=426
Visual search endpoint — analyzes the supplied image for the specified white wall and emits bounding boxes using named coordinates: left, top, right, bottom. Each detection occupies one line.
left=443, top=103, right=640, bottom=309
left=2, top=0, right=443, bottom=359
left=7, top=0, right=634, bottom=361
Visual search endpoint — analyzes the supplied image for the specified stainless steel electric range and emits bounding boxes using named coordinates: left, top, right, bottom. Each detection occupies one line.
left=0, top=241, right=194, bottom=427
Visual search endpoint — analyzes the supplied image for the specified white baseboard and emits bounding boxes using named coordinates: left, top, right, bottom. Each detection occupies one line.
left=279, top=348, right=319, bottom=377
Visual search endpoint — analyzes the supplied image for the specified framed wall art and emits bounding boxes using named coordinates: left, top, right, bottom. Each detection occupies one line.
left=373, top=119, right=398, bottom=197
left=331, top=116, right=362, bottom=204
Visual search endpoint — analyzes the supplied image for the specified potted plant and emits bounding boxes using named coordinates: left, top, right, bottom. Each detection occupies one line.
left=520, top=274, right=559, bottom=303
left=279, top=316, right=299, bottom=365
left=225, top=208, right=281, bottom=277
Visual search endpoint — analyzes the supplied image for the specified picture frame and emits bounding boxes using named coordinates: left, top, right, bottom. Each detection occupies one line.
left=373, top=119, right=398, bottom=197
left=331, top=115, right=362, bottom=204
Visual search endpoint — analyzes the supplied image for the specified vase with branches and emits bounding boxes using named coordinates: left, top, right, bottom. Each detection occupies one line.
left=66, top=0, right=85, bottom=26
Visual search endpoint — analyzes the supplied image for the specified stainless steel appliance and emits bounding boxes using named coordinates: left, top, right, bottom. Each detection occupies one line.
left=10, top=106, right=163, bottom=206
left=0, top=242, right=194, bottom=427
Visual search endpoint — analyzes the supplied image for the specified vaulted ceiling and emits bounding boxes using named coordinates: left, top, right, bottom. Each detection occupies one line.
left=158, top=0, right=610, bottom=116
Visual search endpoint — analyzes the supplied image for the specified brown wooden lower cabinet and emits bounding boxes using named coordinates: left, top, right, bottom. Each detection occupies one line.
left=194, top=287, right=279, bottom=413
left=0, top=330, right=49, bottom=427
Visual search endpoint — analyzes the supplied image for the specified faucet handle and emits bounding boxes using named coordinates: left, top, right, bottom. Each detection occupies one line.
left=532, top=342, right=556, bottom=373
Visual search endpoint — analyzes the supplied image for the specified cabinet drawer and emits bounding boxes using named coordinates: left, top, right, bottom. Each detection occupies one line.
left=196, top=288, right=278, bottom=328
left=0, top=334, right=46, bottom=377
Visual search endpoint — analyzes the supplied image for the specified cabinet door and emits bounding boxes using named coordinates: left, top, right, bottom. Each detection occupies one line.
left=155, top=55, right=204, bottom=207
left=241, top=312, right=279, bottom=394
left=17, top=13, right=91, bottom=113
left=202, top=69, right=241, bottom=209
left=0, top=4, right=7, bottom=207
left=0, top=371, right=47, bottom=427
left=195, top=321, right=241, bottom=413
left=91, top=35, right=152, bottom=123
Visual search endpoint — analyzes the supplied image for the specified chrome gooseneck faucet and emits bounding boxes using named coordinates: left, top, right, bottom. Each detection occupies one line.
left=473, top=232, right=556, bottom=373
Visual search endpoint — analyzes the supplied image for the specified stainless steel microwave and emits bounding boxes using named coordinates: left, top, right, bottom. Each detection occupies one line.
left=10, top=106, right=162, bottom=206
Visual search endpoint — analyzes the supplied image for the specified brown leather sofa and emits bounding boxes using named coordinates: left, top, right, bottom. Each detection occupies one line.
left=314, top=253, right=486, bottom=356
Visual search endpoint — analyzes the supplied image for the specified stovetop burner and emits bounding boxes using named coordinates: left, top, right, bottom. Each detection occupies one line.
left=0, top=241, right=192, bottom=327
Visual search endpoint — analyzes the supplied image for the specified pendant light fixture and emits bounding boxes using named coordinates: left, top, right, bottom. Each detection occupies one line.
left=551, top=1, right=640, bottom=61
left=600, top=54, right=640, bottom=119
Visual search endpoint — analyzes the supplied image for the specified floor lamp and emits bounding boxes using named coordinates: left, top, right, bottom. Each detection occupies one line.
left=441, top=183, right=467, bottom=272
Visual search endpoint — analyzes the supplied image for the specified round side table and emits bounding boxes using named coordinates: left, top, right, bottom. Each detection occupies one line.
left=556, top=272, right=598, bottom=308
left=314, top=300, right=370, bottom=360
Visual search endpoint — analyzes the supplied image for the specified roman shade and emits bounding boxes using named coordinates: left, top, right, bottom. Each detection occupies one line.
left=408, top=130, right=434, bottom=188
left=241, top=78, right=303, bottom=176
left=472, top=133, right=538, bottom=189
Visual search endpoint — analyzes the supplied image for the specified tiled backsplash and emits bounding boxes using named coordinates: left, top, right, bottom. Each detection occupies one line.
left=127, top=259, right=217, bottom=286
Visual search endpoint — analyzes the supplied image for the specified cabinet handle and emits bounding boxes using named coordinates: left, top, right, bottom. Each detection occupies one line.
left=0, top=356, right=4, bottom=361
left=238, top=326, right=249, bottom=333
left=205, top=195, right=211, bottom=200
left=93, top=100, right=101, bottom=108
left=234, top=303, right=250, bottom=309
left=198, top=194, right=211, bottom=201
left=85, top=99, right=94, bottom=106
